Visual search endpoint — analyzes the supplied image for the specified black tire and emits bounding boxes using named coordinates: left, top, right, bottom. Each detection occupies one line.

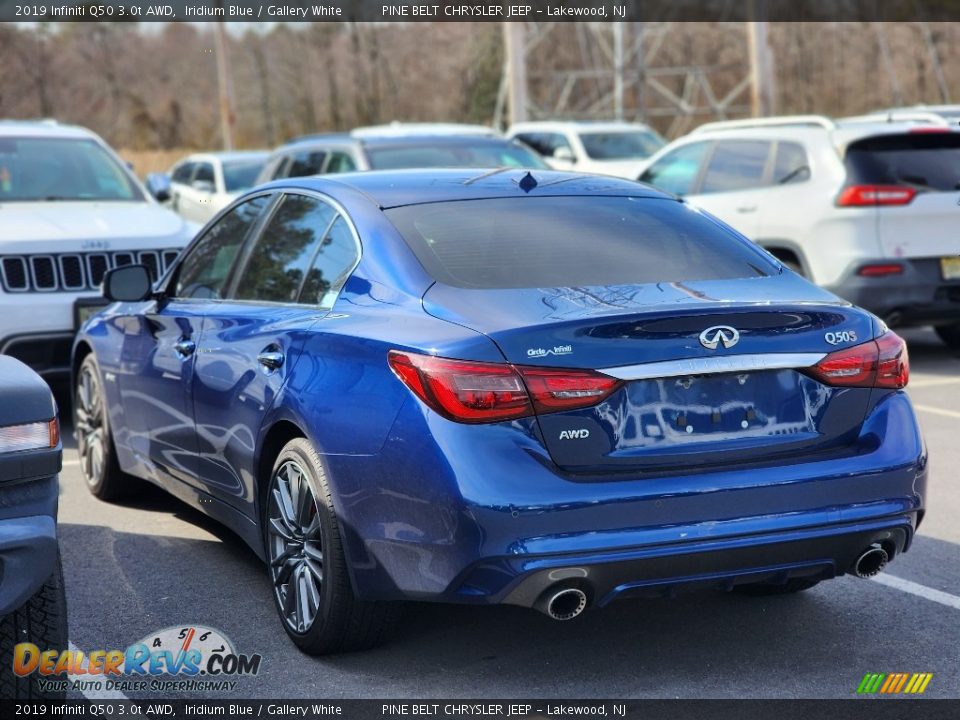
left=0, top=553, right=68, bottom=700
left=264, top=438, right=396, bottom=654
left=734, top=577, right=821, bottom=596
left=935, top=323, right=960, bottom=350
left=74, top=354, right=139, bottom=501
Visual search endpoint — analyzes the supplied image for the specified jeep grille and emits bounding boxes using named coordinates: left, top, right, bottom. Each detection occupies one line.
left=0, top=249, right=181, bottom=293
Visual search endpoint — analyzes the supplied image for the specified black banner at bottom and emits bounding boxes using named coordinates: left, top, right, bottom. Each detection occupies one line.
left=3, top=700, right=960, bottom=720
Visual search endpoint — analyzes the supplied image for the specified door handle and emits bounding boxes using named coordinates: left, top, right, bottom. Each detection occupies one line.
left=736, top=205, right=757, bottom=213
left=257, top=350, right=285, bottom=372
left=174, top=337, right=196, bottom=358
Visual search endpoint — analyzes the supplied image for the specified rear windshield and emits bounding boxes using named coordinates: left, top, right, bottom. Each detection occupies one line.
left=366, top=140, right=547, bottom=171
left=386, top=196, right=774, bottom=289
left=845, top=132, right=960, bottom=192
left=579, top=130, right=665, bottom=160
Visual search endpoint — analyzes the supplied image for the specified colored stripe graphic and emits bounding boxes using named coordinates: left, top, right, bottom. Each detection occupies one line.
left=857, top=672, right=932, bottom=694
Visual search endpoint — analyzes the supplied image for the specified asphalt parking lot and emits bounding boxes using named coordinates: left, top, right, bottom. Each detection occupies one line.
left=56, top=328, right=960, bottom=700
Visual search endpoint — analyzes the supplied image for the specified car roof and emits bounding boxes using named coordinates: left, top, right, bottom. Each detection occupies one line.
left=0, top=120, right=99, bottom=140
left=351, top=122, right=496, bottom=138
left=510, top=120, right=655, bottom=133
left=260, top=168, right=669, bottom=209
left=680, top=116, right=958, bottom=153
left=183, top=150, right=269, bottom=163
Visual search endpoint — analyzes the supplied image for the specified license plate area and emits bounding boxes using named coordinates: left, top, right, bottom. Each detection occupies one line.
left=74, top=297, right=110, bottom=331
left=941, top=256, right=960, bottom=281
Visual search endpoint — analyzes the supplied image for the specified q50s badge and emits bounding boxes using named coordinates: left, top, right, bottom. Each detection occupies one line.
left=825, top=330, right=857, bottom=345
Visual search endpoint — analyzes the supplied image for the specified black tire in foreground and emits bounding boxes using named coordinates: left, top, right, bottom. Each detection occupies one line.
left=0, top=554, right=68, bottom=700
left=74, top=353, right=139, bottom=501
left=265, top=438, right=398, bottom=654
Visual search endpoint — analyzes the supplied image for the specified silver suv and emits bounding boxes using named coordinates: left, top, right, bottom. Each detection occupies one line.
left=638, top=115, right=960, bottom=346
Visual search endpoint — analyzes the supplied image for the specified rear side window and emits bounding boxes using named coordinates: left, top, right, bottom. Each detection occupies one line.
left=700, top=140, right=772, bottom=194
left=845, top=132, right=960, bottom=192
left=639, top=142, right=709, bottom=195
left=233, top=194, right=337, bottom=303
left=299, top=216, right=359, bottom=307
left=772, top=141, right=810, bottom=184
left=386, top=196, right=773, bottom=289
left=286, top=150, right=328, bottom=179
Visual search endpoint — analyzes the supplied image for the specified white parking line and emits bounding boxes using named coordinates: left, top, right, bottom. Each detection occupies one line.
left=67, top=641, right=130, bottom=700
left=914, top=404, right=960, bottom=420
left=908, top=376, right=960, bottom=389
left=62, top=458, right=80, bottom=467
left=872, top=574, right=960, bottom=611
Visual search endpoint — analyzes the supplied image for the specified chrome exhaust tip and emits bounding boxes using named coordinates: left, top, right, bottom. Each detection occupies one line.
left=542, top=587, right=588, bottom=621
left=853, top=544, right=889, bottom=578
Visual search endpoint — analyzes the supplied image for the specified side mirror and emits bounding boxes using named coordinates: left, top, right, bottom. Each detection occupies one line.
left=145, top=172, right=171, bottom=202
left=103, top=265, right=153, bottom=302
left=191, top=179, right=215, bottom=194
left=553, top=146, right=576, bottom=163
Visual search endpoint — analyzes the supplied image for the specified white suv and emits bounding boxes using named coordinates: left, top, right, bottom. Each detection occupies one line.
left=508, top=121, right=665, bottom=179
left=0, top=121, right=194, bottom=379
left=638, top=115, right=960, bottom=346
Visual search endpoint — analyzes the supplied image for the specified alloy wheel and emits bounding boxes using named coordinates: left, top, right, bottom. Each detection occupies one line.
left=75, top=364, right=106, bottom=485
left=267, top=459, right=325, bottom=633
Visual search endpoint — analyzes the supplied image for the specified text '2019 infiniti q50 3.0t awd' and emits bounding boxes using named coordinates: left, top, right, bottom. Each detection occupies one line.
left=72, top=169, right=925, bottom=654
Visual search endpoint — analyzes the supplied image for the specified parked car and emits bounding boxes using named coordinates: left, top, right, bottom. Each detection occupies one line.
left=0, top=120, right=194, bottom=380
left=74, top=168, right=923, bottom=654
left=350, top=122, right=497, bottom=138
left=507, top=121, right=665, bottom=178
left=637, top=114, right=960, bottom=347
left=872, top=104, right=960, bottom=124
left=0, top=356, right=65, bottom=699
left=255, top=133, right=546, bottom=184
left=158, top=151, right=269, bottom=224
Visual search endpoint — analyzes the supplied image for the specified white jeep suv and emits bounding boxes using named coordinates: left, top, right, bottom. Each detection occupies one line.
left=638, top=115, right=960, bottom=346
left=0, top=121, right=194, bottom=379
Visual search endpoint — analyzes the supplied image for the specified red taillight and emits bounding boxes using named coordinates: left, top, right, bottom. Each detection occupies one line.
left=836, top=185, right=916, bottom=207
left=804, top=331, right=908, bottom=389
left=875, top=331, right=909, bottom=388
left=519, top=367, right=622, bottom=414
left=857, top=263, right=904, bottom=277
left=388, top=351, right=622, bottom=423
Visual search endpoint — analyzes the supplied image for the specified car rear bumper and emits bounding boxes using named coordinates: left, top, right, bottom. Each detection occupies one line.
left=327, top=391, right=927, bottom=605
left=0, top=474, right=59, bottom=616
left=824, top=257, right=960, bottom=327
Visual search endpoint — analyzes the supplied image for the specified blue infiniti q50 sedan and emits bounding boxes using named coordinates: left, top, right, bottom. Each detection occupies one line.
left=72, top=169, right=925, bottom=653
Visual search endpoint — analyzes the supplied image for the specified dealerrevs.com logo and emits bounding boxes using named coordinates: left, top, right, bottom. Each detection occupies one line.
left=13, top=625, right=262, bottom=694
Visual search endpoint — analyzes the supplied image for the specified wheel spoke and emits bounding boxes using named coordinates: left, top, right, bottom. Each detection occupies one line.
left=303, top=542, right=323, bottom=564
left=268, top=516, right=295, bottom=542
left=295, top=566, right=308, bottom=630
left=304, top=557, right=324, bottom=586
left=272, top=483, right=297, bottom=532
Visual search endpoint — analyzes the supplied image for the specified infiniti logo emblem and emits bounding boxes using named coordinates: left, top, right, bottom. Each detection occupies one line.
left=699, top=325, right=740, bottom=350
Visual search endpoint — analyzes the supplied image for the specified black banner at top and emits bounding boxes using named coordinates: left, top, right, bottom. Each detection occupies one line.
left=4, top=0, right=960, bottom=23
